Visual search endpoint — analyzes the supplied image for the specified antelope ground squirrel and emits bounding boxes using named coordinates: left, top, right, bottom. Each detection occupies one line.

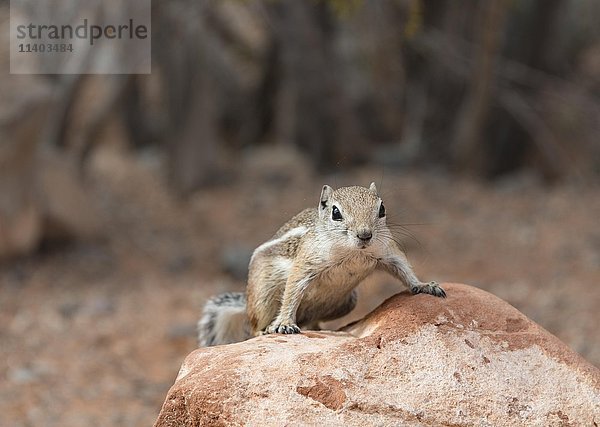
left=198, top=183, right=445, bottom=346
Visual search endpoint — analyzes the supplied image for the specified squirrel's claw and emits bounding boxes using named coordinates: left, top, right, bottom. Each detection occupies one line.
left=411, top=281, right=446, bottom=298
left=265, top=323, right=301, bottom=335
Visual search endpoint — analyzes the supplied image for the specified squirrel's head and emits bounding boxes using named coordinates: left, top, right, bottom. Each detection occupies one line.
left=318, top=182, right=387, bottom=250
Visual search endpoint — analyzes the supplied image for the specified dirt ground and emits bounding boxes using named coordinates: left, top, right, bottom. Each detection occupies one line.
left=1, top=146, right=599, bottom=427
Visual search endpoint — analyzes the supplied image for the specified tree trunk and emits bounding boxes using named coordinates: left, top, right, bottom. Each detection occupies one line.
left=452, top=0, right=508, bottom=173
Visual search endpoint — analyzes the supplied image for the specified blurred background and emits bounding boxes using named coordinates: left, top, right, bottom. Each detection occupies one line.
left=1, top=0, right=600, bottom=425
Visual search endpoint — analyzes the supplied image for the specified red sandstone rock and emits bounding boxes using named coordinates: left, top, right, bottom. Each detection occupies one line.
left=155, top=283, right=600, bottom=426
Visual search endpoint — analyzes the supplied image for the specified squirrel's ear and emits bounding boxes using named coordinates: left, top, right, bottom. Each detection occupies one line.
left=369, top=182, right=378, bottom=195
left=320, top=185, right=333, bottom=210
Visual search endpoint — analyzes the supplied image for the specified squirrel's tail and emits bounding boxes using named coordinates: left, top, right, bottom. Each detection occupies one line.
left=197, top=292, right=251, bottom=347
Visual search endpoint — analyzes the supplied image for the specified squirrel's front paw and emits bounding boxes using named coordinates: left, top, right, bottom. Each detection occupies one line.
left=265, top=322, right=301, bottom=335
left=411, top=281, right=446, bottom=298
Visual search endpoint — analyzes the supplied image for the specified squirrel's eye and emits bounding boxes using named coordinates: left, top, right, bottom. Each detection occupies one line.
left=378, top=203, right=386, bottom=218
left=332, top=206, right=343, bottom=221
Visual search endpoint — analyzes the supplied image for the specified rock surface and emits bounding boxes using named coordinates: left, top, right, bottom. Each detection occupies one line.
left=154, top=283, right=600, bottom=426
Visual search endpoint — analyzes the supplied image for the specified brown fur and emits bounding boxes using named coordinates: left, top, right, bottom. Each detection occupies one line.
left=198, top=183, right=445, bottom=346
left=245, top=183, right=445, bottom=337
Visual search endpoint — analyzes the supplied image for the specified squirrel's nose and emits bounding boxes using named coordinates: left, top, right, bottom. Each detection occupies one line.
left=357, top=230, right=372, bottom=241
